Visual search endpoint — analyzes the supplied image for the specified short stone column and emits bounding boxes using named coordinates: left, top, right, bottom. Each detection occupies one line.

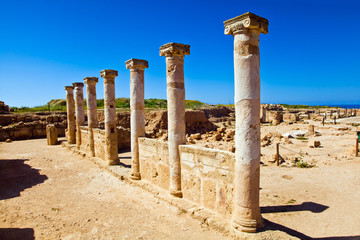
left=65, top=86, right=76, bottom=144
left=160, top=43, right=190, bottom=197
left=73, top=82, right=85, bottom=149
left=224, top=12, right=268, bottom=232
left=125, top=59, right=148, bottom=180
left=100, top=69, right=119, bottom=165
left=84, top=77, right=98, bottom=156
left=46, top=124, right=58, bottom=145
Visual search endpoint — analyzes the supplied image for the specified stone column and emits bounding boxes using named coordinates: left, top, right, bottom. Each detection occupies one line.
left=100, top=69, right=119, bottom=165
left=224, top=12, right=268, bottom=233
left=125, top=59, right=148, bottom=180
left=73, top=82, right=85, bottom=149
left=84, top=77, right=99, bottom=128
left=160, top=43, right=190, bottom=198
left=65, top=86, right=76, bottom=144
left=73, top=82, right=85, bottom=126
left=84, top=77, right=98, bottom=156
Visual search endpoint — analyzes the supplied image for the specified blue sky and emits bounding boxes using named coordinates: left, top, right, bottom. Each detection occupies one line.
left=1, top=0, right=359, bottom=107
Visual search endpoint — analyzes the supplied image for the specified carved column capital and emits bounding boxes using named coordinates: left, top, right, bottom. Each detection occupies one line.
left=160, top=42, right=190, bottom=57
left=224, top=12, right=268, bottom=35
left=72, top=82, right=84, bottom=88
left=64, top=86, right=74, bottom=91
left=125, top=58, right=149, bottom=70
left=100, top=69, right=118, bottom=79
left=83, top=77, right=98, bottom=84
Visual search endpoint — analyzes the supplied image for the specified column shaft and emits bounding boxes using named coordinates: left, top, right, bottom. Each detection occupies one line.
left=160, top=42, right=190, bottom=198
left=65, top=86, right=76, bottom=144
left=126, top=59, right=148, bottom=180
left=73, top=82, right=85, bottom=149
left=101, top=70, right=118, bottom=165
left=224, top=12, right=268, bottom=233
left=84, top=77, right=98, bottom=157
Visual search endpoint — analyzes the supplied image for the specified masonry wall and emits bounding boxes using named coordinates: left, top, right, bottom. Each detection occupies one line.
left=138, top=137, right=170, bottom=190
left=78, top=126, right=130, bottom=161
left=180, top=145, right=234, bottom=218
left=138, top=137, right=235, bottom=219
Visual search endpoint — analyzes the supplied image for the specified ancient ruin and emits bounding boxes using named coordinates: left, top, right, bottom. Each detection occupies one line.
left=125, top=58, right=148, bottom=180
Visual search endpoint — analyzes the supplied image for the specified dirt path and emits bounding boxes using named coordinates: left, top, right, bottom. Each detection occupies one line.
left=1, top=137, right=360, bottom=239
left=0, top=139, right=227, bottom=240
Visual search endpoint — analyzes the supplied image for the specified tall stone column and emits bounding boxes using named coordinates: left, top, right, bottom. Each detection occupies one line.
left=100, top=69, right=119, bottom=165
left=73, top=82, right=85, bottom=149
left=125, top=59, right=148, bottom=180
left=73, top=82, right=85, bottom=126
left=84, top=77, right=98, bottom=156
left=224, top=12, right=269, bottom=233
left=160, top=43, right=190, bottom=198
left=65, top=86, right=76, bottom=144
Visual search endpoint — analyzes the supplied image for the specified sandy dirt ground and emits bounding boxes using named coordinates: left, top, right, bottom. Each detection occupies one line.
left=1, top=118, right=360, bottom=239
left=0, top=139, right=227, bottom=240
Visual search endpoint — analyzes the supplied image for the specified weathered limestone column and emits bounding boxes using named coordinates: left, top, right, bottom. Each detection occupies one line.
left=84, top=77, right=98, bottom=156
left=224, top=12, right=268, bottom=233
left=125, top=59, right=148, bottom=180
left=73, top=82, right=85, bottom=149
left=73, top=82, right=85, bottom=126
left=160, top=43, right=190, bottom=197
left=100, top=69, right=119, bottom=165
left=65, top=86, right=76, bottom=144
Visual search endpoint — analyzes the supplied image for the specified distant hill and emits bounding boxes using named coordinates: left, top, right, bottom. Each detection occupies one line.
left=11, top=98, right=207, bottom=113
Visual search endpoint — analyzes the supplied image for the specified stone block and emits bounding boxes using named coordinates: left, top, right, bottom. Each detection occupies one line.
left=182, top=170, right=201, bottom=204
left=46, top=124, right=58, bottom=145
left=202, top=178, right=217, bottom=209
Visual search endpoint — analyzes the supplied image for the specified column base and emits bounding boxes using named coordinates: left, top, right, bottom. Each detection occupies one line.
left=130, top=172, right=141, bottom=180
left=170, top=190, right=183, bottom=198
left=232, top=217, right=264, bottom=233
left=107, top=159, right=119, bottom=165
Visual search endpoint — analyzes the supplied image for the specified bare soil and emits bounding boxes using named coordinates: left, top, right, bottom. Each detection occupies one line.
left=1, top=117, right=360, bottom=239
left=0, top=139, right=227, bottom=240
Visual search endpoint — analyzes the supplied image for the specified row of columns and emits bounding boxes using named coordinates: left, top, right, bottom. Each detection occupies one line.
left=63, top=11, right=268, bottom=234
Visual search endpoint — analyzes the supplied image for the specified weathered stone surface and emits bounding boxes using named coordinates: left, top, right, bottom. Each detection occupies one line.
left=126, top=58, right=148, bottom=180
left=100, top=70, right=119, bottom=165
left=46, top=124, right=58, bottom=145
left=160, top=42, right=190, bottom=197
left=225, top=11, right=268, bottom=232
left=65, top=86, right=76, bottom=144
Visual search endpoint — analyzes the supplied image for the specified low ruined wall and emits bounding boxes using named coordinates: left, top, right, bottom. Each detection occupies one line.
left=139, top=138, right=170, bottom=190
left=78, top=126, right=130, bottom=160
left=0, top=122, right=65, bottom=141
left=283, top=113, right=299, bottom=123
left=180, top=145, right=234, bottom=218
left=138, top=137, right=235, bottom=219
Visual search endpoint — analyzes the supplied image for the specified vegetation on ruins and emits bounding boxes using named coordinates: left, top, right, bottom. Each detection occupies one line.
left=10, top=98, right=207, bottom=113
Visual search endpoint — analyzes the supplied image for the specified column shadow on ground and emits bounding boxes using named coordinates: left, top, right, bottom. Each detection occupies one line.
left=261, top=201, right=329, bottom=213
left=260, top=202, right=359, bottom=239
left=0, top=159, right=48, bottom=200
left=261, top=219, right=360, bottom=240
left=0, top=228, right=35, bottom=240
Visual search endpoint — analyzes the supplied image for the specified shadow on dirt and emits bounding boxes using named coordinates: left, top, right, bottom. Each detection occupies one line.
left=0, top=159, right=47, bottom=200
left=261, top=202, right=359, bottom=239
left=0, top=228, right=35, bottom=240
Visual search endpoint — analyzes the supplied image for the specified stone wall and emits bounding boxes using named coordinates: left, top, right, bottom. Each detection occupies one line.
left=283, top=112, right=299, bottom=123
left=138, top=137, right=235, bottom=219
left=79, top=126, right=130, bottom=160
left=139, top=137, right=170, bottom=190
left=180, top=145, right=234, bottom=218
